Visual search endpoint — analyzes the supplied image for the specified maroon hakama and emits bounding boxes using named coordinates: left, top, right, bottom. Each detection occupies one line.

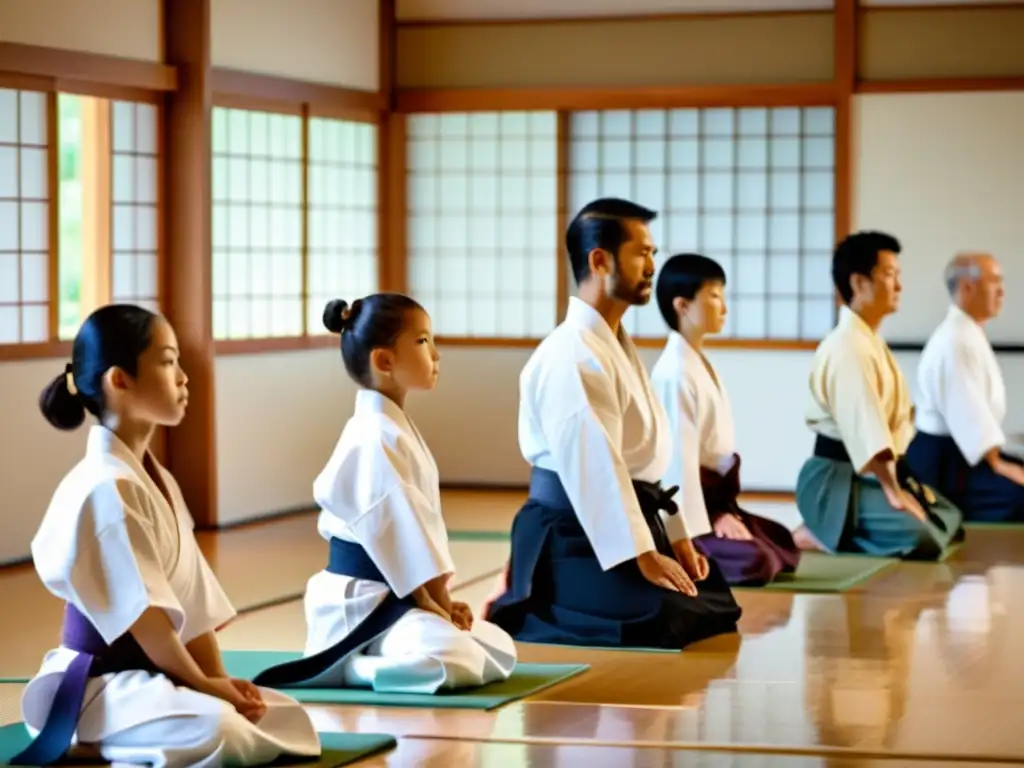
left=694, top=455, right=801, bottom=586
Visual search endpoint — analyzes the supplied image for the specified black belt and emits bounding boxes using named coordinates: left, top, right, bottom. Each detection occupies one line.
left=528, top=467, right=680, bottom=558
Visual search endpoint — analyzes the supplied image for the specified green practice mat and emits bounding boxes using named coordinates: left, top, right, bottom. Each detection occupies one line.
left=738, top=551, right=897, bottom=592
left=963, top=521, right=1024, bottom=530
left=222, top=650, right=588, bottom=710
left=0, top=723, right=395, bottom=767
left=448, top=530, right=511, bottom=542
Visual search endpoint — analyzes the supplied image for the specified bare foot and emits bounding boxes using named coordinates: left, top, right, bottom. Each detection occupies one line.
left=793, top=524, right=826, bottom=552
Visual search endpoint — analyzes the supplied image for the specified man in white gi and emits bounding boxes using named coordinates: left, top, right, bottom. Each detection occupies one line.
left=484, top=197, right=741, bottom=649
left=794, top=231, right=964, bottom=560
left=905, top=252, right=1024, bottom=522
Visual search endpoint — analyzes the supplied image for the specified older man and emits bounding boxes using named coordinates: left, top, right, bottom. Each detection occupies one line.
left=905, top=252, right=1024, bottom=522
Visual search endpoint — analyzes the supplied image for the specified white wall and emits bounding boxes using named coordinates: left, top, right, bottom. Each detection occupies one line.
left=852, top=91, right=1024, bottom=345
left=0, top=358, right=88, bottom=564
left=214, top=349, right=358, bottom=526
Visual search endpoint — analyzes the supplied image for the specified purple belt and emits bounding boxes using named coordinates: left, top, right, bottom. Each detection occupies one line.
left=9, top=603, right=160, bottom=766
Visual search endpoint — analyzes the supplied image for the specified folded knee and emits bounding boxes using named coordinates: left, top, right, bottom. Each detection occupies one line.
left=119, top=713, right=244, bottom=766
left=743, top=541, right=783, bottom=580
left=443, top=632, right=491, bottom=667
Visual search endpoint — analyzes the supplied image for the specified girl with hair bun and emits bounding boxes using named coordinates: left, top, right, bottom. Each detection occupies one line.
left=251, top=293, right=517, bottom=694
left=14, top=304, right=320, bottom=767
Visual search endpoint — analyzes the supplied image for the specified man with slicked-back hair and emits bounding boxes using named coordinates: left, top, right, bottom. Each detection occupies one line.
left=484, top=198, right=741, bottom=650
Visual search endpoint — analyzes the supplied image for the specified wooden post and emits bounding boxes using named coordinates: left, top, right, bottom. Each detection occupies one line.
left=162, top=0, right=217, bottom=526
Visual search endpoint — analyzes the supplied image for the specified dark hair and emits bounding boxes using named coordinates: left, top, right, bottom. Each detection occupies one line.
left=39, top=304, right=159, bottom=431
left=323, top=293, right=425, bottom=388
left=832, top=231, right=902, bottom=305
left=566, top=197, right=657, bottom=285
left=655, top=253, right=727, bottom=331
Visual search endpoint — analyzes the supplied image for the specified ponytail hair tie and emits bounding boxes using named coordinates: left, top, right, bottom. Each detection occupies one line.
left=64, top=363, right=78, bottom=396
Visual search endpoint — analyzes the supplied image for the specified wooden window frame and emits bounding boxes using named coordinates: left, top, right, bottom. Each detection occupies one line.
left=210, top=70, right=386, bottom=355
left=395, top=84, right=836, bottom=352
left=563, top=104, right=839, bottom=346
left=404, top=110, right=562, bottom=344
left=0, top=44, right=173, bottom=361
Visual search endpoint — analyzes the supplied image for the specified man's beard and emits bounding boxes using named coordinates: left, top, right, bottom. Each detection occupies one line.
left=605, top=273, right=651, bottom=306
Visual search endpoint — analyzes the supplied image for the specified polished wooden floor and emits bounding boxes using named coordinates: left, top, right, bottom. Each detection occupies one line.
left=3, top=489, right=1024, bottom=766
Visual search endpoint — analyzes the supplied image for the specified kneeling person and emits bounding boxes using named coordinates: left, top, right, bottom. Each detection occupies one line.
left=795, top=231, right=963, bottom=560
left=254, top=294, right=517, bottom=694
left=651, top=253, right=801, bottom=585
left=906, top=252, right=1024, bottom=523
left=484, top=198, right=742, bottom=650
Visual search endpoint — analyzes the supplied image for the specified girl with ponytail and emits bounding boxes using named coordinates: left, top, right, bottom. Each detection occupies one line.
left=15, top=305, right=320, bottom=767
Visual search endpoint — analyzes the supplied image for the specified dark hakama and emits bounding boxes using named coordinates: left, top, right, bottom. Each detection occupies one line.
left=484, top=467, right=742, bottom=650
left=905, top=431, right=1024, bottom=523
left=693, top=456, right=801, bottom=586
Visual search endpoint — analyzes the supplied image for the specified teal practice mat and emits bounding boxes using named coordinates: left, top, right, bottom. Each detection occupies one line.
left=0, top=723, right=395, bottom=767
left=222, top=650, right=589, bottom=710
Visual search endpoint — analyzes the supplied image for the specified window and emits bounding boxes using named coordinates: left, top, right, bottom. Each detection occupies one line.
left=405, top=111, right=559, bottom=338
left=568, top=107, right=836, bottom=340
left=307, top=116, right=378, bottom=334
left=57, top=94, right=161, bottom=340
left=212, top=107, right=304, bottom=340
left=0, top=88, right=49, bottom=344
left=211, top=108, right=379, bottom=342
left=110, top=100, right=159, bottom=312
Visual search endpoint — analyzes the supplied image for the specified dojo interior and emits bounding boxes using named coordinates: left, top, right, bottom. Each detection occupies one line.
left=1, top=0, right=1024, bottom=764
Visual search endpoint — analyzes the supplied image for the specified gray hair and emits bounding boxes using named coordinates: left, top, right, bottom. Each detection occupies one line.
left=944, top=253, right=983, bottom=296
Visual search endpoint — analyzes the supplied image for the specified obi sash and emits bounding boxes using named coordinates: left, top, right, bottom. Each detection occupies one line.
left=9, top=604, right=162, bottom=766
left=812, top=434, right=948, bottom=533
left=250, top=538, right=415, bottom=688
left=527, top=466, right=681, bottom=559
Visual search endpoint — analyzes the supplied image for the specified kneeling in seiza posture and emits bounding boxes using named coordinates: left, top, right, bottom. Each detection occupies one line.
left=14, top=305, right=320, bottom=768
left=651, top=253, right=801, bottom=585
left=906, top=252, right=1024, bottom=522
left=484, top=198, right=742, bottom=650
left=253, top=295, right=516, bottom=694
left=794, top=232, right=963, bottom=559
